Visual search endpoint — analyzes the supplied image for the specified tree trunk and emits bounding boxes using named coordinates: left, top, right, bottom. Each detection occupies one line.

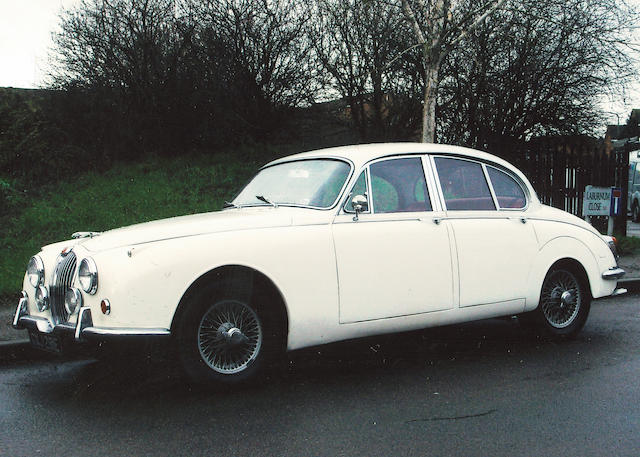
left=421, top=59, right=439, bottom=143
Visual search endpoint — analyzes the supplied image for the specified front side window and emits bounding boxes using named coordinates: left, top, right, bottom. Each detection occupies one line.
left=369, top=158, right=431, bottom=213
left=233, top=159, right=351, bottom=209
left=435, top=157, right=496, bottom=210
left=487, top=167, right=526, bottom=209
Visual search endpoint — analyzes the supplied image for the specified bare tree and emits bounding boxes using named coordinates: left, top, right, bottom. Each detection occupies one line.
left=52, top=0, right=198, bottom=152
left=52, top=0, right=317, bottom=152
left=310, top=0, right=415, bottom=140
left=437, top=0, right=638, bottom=148
left=391, top=0, right=506, bottom=142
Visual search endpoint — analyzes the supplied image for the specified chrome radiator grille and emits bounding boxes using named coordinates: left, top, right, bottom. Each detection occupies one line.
left=50, top=251, right=77, bottom=323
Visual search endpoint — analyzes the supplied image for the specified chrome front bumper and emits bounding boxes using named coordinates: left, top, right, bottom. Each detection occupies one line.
left=13, top=296, right=170, bottom=344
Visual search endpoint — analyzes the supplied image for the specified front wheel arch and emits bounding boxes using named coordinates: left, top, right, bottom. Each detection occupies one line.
left=171, top=265, right=289, bottom=340
left=171, top=265, right=288, bottom=383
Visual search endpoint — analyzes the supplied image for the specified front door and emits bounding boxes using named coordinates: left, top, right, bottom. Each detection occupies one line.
left=332, top=156, right=455, bottom=323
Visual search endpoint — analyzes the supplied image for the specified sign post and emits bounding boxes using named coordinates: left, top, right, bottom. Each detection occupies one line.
left=583, top=186, right=621, bottom=235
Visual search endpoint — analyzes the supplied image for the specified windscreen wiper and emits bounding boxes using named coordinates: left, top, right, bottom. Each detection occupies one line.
left=256, top=195, right=277, bottom=208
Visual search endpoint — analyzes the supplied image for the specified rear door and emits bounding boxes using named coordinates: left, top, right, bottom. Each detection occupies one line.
left=432, top=156, right=538, bottom=308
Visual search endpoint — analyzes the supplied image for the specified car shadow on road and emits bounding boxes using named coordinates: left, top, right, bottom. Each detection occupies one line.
left=15, top=315, right=612, bottom=408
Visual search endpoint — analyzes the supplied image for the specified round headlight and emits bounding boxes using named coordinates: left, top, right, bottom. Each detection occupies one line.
left=65, top=288, right=83, bottom=315
left=35, top=285, right=50, bottom=312
left=27, top=256, right=45, bottom=288
left=78, top=257, right=98, bottom=294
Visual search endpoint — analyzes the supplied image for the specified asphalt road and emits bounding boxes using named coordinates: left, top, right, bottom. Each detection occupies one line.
left=1, top=293, right=639, bottom=457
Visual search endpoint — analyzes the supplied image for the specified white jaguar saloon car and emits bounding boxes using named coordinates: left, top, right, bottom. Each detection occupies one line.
left=13, top=143, right=626, bottom=384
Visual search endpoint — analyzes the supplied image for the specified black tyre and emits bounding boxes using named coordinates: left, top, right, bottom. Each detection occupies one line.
left=633, top=203, right=639, bottom=223
left=521, top=266, right=591, bottom=338
left=176, top=282, right=281, bottom=385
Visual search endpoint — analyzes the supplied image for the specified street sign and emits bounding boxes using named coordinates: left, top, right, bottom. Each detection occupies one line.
left=583, top=186, right=611, bottom=216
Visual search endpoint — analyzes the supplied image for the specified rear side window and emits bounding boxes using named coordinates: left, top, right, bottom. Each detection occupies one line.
left=487, top=167, right=526, bottom=209
left=434, top=157, right=495, bottom=210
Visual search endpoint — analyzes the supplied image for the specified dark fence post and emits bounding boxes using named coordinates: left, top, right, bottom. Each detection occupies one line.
left=617, top=146, right=629, bottom=236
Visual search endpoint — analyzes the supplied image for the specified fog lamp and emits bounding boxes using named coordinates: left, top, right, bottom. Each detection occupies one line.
left=35, top=285, right=50, bottom=312
left=65, top=288, right=83, bottom=315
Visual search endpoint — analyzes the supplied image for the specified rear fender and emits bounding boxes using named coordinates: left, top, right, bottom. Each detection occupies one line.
left=524, top=236, right=598, bottom=312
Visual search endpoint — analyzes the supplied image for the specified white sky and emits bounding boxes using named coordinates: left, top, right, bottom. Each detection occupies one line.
left=0, top=0, right=78, bottom=89
left=0, top=0, right=638, bottom=127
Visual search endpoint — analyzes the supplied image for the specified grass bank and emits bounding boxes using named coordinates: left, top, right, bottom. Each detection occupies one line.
left=0, top=146, right=278, bottom=298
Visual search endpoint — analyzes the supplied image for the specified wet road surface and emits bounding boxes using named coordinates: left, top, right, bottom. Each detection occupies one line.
left=1, top=293, right=639, bottom=457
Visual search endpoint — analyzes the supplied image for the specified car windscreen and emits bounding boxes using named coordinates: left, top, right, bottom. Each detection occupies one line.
left=233, top=159, right=351, bottom=209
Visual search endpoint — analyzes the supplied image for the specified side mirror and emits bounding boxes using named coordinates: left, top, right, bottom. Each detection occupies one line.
left=351, top=194, right=368, bottom=221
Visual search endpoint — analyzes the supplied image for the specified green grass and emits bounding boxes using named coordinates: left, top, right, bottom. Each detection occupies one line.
left=0, top=145, right=278, bottom=297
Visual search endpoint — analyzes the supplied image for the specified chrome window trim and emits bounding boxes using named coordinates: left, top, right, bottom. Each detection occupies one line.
left=428, top=155, right=448, bottom=211
left=422, top=155, right=443, bottom=212
left=481, top=163, right=500, bottom=210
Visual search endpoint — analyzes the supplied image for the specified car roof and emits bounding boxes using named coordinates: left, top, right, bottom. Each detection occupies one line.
left=265, top=142, right=517, bottom=172
left=264, top=142, right=539, bottom=204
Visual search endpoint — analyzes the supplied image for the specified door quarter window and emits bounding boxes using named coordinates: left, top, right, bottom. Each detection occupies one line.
left=343, top=170, right=369, bottom=213
left=487, top=167, right=526, bottom=209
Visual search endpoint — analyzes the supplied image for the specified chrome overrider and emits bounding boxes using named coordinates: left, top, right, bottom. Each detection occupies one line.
left=13, top=292, right=170, bottom=343
left=602, top=267, right=627, bottom=297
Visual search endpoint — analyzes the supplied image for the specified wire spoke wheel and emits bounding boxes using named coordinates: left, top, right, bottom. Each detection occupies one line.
left=540, top=270, right=582, bottom=329
left=197, top=300, right=263, bottom=375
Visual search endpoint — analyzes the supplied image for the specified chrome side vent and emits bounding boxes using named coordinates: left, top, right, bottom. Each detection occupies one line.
left=50, top=251, right=77, bottom=324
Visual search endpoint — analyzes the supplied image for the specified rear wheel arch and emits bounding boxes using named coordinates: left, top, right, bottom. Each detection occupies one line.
left=522, top=257, right=592, bottom=338
left=544, top=258, right=592, bottom=300
left=526, top=236, right=600, bottom=307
